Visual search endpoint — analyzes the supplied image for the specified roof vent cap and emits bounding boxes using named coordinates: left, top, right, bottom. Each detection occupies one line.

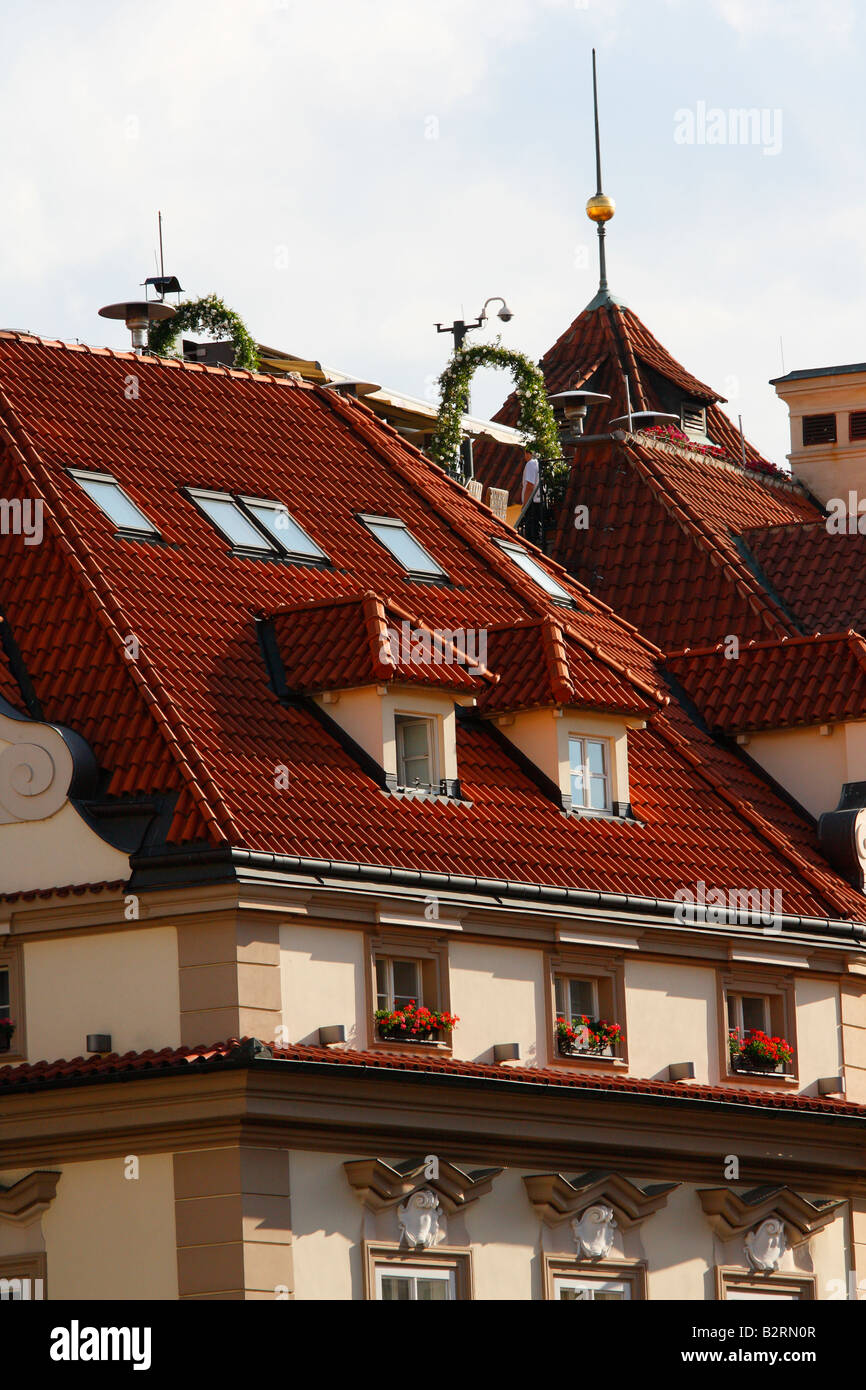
left=98, top=299, right=175, bottom=355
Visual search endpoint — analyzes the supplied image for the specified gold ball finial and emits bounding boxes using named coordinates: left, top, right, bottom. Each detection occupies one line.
left=586, top=193, right=615, bottom=224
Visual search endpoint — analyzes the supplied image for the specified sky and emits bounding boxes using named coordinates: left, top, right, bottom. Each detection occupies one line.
left=0, top=0, right=864, bottom=464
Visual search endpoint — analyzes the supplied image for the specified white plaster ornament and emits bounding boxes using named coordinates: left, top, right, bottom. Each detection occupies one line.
left=572, top=1203, right=617, bottom=1259
left=745, top=1218, right=787, bottom=1271
left=397, top=1188, right=446, bottom=1249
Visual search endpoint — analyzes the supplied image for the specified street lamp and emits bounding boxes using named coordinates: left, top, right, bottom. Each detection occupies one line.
left=434, top=295, right=515, bottom=478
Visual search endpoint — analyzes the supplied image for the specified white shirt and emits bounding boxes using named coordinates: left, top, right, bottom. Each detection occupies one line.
left=522, top=456, right=539, bottom=490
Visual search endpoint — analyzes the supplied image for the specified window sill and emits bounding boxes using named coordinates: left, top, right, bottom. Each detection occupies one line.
left=547, top=1051, right=628, bottom=1071
left=369, top=1034, right=453, bottom=1057
left=724, top=1069, right=798, bottom=1087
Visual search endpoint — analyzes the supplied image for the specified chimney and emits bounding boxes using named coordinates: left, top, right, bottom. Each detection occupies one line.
left=771, top=361, right=866, bottom=508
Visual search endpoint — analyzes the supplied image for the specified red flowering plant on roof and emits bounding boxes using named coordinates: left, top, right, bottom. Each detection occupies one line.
left=555, top=1015, right=622, bottom=1057
left=374, top=1001, right=458, bottom=1043
left=0, top=1018, right=15, bottom=1051
left=728, top=1028, right=793, bottom=1074
left=642, top=422, right=729, bottom=461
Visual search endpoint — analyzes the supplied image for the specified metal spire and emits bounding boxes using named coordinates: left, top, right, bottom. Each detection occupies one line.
left=585, top=48, right=617, bottom=305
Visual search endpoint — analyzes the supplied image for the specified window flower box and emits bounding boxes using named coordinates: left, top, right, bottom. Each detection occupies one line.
left=374, top=1001, right=458, bottom=1044
left=556, top=1015, right=622, bottom=1058
left=0, top=1019, right=15, bottom=1054
left=728, top=1028, right=793, bottom=1076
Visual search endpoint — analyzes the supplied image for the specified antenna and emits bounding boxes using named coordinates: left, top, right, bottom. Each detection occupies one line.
left=738, top=414, right=748, bottom=468
left=585, top=49, right=616, bottom=299
left=158, top=210, right=165, bottom=282
left=624, top=373, right=633, bottom=432
left=779, top=335, right=786, bottom=375
left=142, top=210, right=184, bottom=302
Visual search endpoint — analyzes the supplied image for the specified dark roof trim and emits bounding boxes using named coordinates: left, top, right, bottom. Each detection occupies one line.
left=126, top=844, right=866, bottom=944
left=770, top=363, right=866, bottom=384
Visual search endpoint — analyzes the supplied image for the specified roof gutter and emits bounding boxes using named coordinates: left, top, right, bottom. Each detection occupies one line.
left=129, top=845, right=866, bottom=945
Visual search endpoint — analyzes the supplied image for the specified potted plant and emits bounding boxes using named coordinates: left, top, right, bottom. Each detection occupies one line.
left=374, top=1000, right=458, bottom=1043
left=556, top=1015, right=622, bottom=1057
left=728, top=1028, right=793, bottom=1074
left=0, top=1018, right=15, bottom=1053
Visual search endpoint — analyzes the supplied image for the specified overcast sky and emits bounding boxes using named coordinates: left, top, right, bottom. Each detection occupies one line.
left=1, top=0, right=863, bottom=463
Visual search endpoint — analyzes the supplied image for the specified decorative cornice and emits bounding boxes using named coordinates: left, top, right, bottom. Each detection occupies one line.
left=697, top=1185, right=845, bottom=1244
left=343, top=1156, right=503, bottom=1215
left=523, top=1170, right=678, bottom=1227
left=0, top=1170, right=61, bottom=1224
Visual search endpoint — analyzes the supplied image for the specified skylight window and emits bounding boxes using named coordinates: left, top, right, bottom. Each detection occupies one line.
left=188, top=490, right=274, bottom=551
left=494, top=538, right=574, bottom=606
left=360, top=515, right=446, bottom=580
left=70, top=469, right=158, bottom=536
left=187, top=489, right=329, bottom=564
left=240, top=498, right=327, bottom=562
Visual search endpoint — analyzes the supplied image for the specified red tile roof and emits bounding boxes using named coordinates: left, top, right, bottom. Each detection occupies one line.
left=742, top=521, right=866, bottom=635
left=269, top=592, right=489, bottom=693
left=0, top=332, right=862, bottom=918
left=667, top=633, right=866, bottom=734
left=1, top=1036, right=862, bottom=1119
left=476, top=616, right=663, bottom=716
left=473, top=300, right=824, bottom=654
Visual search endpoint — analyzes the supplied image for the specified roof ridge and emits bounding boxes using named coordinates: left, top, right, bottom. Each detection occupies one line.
left=667, top=631, right=861, bottom=661
left=0, top=383, right=238, bottom=844
left=540, top=615, right=576, bottom=704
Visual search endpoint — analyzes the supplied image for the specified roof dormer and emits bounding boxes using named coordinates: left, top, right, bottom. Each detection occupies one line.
left=477, top=617, right=664, bottom=815
left=262, top=593, right=492, bottom=799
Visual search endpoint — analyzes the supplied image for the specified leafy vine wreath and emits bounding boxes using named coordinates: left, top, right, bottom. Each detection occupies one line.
left=429, top=340, right=565, bottom=496
left=147, top=293, right=259, bottom=372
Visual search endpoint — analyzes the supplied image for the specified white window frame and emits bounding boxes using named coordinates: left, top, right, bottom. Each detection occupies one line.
left=494, top=538, right=575, bottom=606
left=395, top=714, right=438, bottom=790
left=69, top=469, right=158, bottom=536
left=554, top=1276, right=631, bottom=1301
left=555, top=975, right=599, bottom=1024
left=375, top=1265, right=455, bottom=1301
left=237, top=496, right=328, bottom=563
left=569, top=735, right=612, bottom=812
left=375, top=957, right=423, bottom=1012
left=728, top=992, right=770, bottom=1036
left=360, top=514, right=446, bottom=580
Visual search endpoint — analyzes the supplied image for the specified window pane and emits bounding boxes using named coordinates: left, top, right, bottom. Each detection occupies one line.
left=380, top=1276, right=411, bottom=1301
left=554, top=977, right=565, bottom=1016
left=589, top=775, right=608, bottom=810
left=496, top=540, right=573, bottom=603
left=397, top=717, right=434, bottom=787
left=569, top=978, right=595, bottom=1018
left=569, top=737, right=586, bottom=806
left=194, top=494, right=274, bottom=550
left=366, top=520, right=444, bottom=577
left=375, top=958, right=388, bottom=1011
left=742, top=996, right=767, bottom=1033
left=416, top=1277, right=450, bottom=1301
left=400, top=720, right=430, bottom=758
left=245, top=501, right=327, bottom=560
left=586, top=740, right=606, bottom=777
left=74, top=474, right=156, bottom=533
left=392, top=959, right=419, bottom=1006
left=595, top=1289, right=627, bottom=1300
left=0, top=969, right=8, bottom=1019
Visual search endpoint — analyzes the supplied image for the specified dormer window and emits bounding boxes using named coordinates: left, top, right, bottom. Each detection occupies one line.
left=360, top=515, right=446, bottom=581
left=680, top=402, right=707, bottom=441
left=187, top=489, right=329, bottom=564
left=494, top=538, right=574, bottom=607
left=569, top=735, right=611, bottom=812
left=396, top=714, right=438, bottom=791
left=70, top=469, right=158, bottom=537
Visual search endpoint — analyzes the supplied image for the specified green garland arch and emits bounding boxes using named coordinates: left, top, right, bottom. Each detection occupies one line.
left=147, top=293, right=259, bottom=372
left=429, top=339, right=565, bottom=497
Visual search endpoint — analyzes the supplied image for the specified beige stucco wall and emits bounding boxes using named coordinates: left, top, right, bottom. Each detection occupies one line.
left=746, top=725, right=848, bottom=821
left=287, top=1152, right=852, bottom=1300
left=280, top=922, right=367, bottom=1048
left=494, top=708, right=633, bottom=807
left=42, top=1154, right=178, bottom=1300
left=624, top=959, right=718, bottom=1082
left=0, top=803, right=129, bottom=897
left=795, top=976, right=842, bottom=1092
left=313, top=685, right=465, bottom=784
left=448, top=941, right=546, bottom=1066
left=775, top=370, right=866, bottom=506
left=23, top=927, right=180, bottom=1063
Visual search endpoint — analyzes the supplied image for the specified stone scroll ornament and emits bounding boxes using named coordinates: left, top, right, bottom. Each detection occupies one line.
left=397, top=1189, right=446, bottom=1250
left=572, top=1203, right=618, bottom=1259
left=745, top=1218, right=787, bottom=1272
left=0, top=731, right=74, bottom=824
